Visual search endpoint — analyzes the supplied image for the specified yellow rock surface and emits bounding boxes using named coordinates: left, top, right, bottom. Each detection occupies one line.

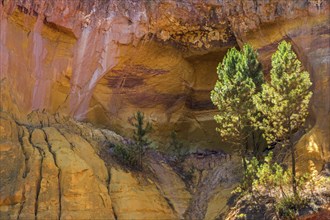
left=1, top=1, right=329, bottom=219
left=149, top=157, right=192, bottom=218
left=18, top=127, right=43, bottom=220
left=31, top=128, right=61, bottom=220
left=43, top=127, right=115, bottom=219
left=109, top=168, right=177, bottom=220
left=0, top=114, right=25, bottom=219
left=1, top=1, right=329, bottom=155
left=0, top=112, right=117, bottom=220
left=204, top=186, right=237, bottom=220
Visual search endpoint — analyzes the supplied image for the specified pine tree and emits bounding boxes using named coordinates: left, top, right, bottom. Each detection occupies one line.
left=130, top=111, right=152, bottom=169
left=211, top=44, right=264, bottom=166
left=253, top=41, right=312, bottom=196
left=241, top=44, right=264, bottom=90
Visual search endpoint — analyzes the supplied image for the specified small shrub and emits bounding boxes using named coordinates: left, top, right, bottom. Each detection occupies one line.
left=276, top=195, right=308, bottom=219
left=113, top=143, right=138, bottom=168
left=237, top=152, right=292, bottom=197
left=241, top=156, right=259, bottom=193
left=232, top=152, right=316, bottom=219
left=168, top=131, right=188, bottom=162
left=252, top=152, right=292, bottom=199
left=235, top=151, right=313, bottom=219
left=112, top=111, right=153, bottom=170
left=129, top=111, right=152, bottom=169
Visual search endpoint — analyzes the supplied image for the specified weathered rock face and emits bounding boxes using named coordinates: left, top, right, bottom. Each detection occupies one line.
left=109, top=168, right=177, bottom=220
left=0, top=2, right=329, bottom=220
left=0, top=113, right=25, bottom=219
left=1, top=0, right=329, bottom=155
left=0, top=112, right=116, bottom=219
left=0, top=111, right=243, bottom=219
left=0, top=112, right=167, bottom=219
left=0, top=1, right=329, bottom=218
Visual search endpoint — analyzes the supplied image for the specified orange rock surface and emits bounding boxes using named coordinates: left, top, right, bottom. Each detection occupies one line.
left=0, top=1, right=329, bottom=219
left=1, top=1, right=328, bottom=156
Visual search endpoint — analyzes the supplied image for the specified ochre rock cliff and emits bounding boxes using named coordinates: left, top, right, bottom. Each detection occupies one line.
left=0, top=1, right=330, bottom=219
left=0, top=112, right=116, bottom=219
left=1, top=0, right=329, bottom=157
left=0, top=111, right=242, bottom=219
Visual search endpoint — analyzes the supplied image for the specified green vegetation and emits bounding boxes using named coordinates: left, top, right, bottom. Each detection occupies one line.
left=253, top=41, right=312, bottom=196
left=236, top=152, right=311, bottom=219
left=212, top=41, right=315, bottom=218
left=276, top=195, right=309, bottom=219
left=113, top=143, right=139, bottom=167
left=238, top=152, right=289, bottom=194
left=167, top=131, right=188, bottom=162
left=113, top=111, right=152, bottom=170
left=210, top=44, right=264, bottom=168
left=130, top=111, right=152, bottom=169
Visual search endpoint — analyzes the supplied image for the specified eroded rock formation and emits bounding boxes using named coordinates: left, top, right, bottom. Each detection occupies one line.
left=0, top=111, right=242, bottom=219
left=0, top=112, right=115, bottom=219
left=1, top=0, right=329, bottom=157
left=0, top=1, right=330, bottom=219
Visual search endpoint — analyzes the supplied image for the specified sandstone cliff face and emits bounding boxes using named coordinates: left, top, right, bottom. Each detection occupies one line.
left=0, top=112, right=116, bottom=219
left=0, top=111, right=243, bottom=219
left=1, top=1, right=329, bottom=159
left=0, top=112, right=163, bottom=219
left=0, top=4, right=330, bottom=220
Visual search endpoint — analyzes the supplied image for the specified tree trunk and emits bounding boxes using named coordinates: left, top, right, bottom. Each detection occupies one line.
left=242, top=153, right=247, bottom=170
left=242, top=141, right=249, bottom=171
left=288, top=118, right=297, bottom=197
left=139, top=144, right=143, bottom=170
left=290, top=142, right=297, bottom=196
left=252, top=131, right=260, bottom=158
